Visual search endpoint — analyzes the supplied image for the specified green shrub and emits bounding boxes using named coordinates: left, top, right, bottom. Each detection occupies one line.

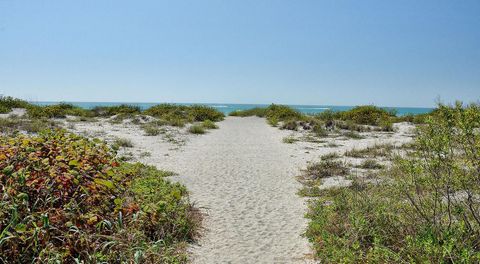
left=0, top=96, right=31, bottom=113
left=144, top=104, right=224, bottom=125
left=188, top=125, right=205, bottom=134
left=305, top=102, right=480, bottom=263
left=265, top=104, right=303, bottom=122
left=0, top=130, right=199, bottom=263
left=229, top=107, right=267, bottom=117
left=229, top=104, right=303, bottom=125
left=201, top=119, right=218, bottom=129
left=338, top=105, right=396, bottom=126
left=91, top=104, right=141, bottom=117
left=188, top=105, right=224, bottom=122
left=0, top=104, right=10, bottom=114
left=27, top=103, right=92, bottom=119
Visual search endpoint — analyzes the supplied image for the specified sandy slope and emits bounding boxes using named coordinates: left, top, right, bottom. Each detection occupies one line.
left=68, top=116, right=415, bottom=263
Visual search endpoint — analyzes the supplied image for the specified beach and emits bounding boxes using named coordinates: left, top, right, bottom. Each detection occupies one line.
left=66, top=115, right=415, bottom=263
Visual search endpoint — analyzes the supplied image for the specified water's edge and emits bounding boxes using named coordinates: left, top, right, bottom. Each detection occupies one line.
left=32, top=101, right=434, bottom=116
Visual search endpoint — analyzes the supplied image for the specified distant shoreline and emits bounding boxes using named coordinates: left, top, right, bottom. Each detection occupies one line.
left=31, top=101, right=434, bottom=116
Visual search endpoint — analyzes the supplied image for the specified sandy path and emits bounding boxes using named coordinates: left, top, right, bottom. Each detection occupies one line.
left=68, top=116, right=414, bottom=263
left=156, top=117, right=313, bottom=263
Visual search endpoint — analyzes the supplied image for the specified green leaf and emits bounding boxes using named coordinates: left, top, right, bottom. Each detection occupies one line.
left=68, top=160, right=80, bottom=167
left=94, top=179, right=115, bottom=189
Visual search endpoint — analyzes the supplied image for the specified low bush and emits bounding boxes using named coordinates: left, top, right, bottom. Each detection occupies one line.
left=188, top=125, right=205, bottom=134
left=144, top=104, right=224, bottom=125
left=229, top=107, right=266, bottom=117
left=27, top=103, right=92, bottom=119
left=91, top=104, right=141, bottom=117
left=0, top=96, right=31, bottom=113
left=338, top=105, right=396, bottom=126
left=201, top=120, right=218, bottom=129
left=0, top=130, right=199, bottom=263
left=305, top=102, right=480, bottom=263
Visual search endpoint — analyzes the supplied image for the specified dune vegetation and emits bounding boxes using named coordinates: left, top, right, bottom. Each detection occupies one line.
left=302, top=102, right=480, bottom=262
left=0, top=96, right=224, bottom=135
left=230, top=103, right=431, bottom=133
left=0, top=130, right=200, bottom=263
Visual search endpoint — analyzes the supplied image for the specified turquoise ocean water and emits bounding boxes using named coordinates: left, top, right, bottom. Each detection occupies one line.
left=33, top=102, right=433, bottom=116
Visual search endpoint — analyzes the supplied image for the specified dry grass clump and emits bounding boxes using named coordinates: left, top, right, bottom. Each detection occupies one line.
left=302, top=160, right=350, bottom=181
left=357, top=159, right=384, bottom=169
left=282, top=136, right=298, bottom=144
left=344, top=144, right=394, bottom=158
left=342, top=131, right=364, bottom=139
left=0, top=117, right=58, bottom=134
left=114, top=137, right=134, bottom=148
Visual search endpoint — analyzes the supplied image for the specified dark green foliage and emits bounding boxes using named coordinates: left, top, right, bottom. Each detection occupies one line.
left=305, top=102, right=480, bottom=263
left=91, top=104, right=141, bottom=117
left=0, top=96, right=31, bottom=113
left=144, top=104, right=224, bottom=126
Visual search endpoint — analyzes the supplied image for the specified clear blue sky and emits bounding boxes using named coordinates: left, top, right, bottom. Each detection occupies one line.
left=1, top=0, right=479, bottom=107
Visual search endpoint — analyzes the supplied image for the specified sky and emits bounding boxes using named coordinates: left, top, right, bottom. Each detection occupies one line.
left=0, top=0, right=479, bottom=107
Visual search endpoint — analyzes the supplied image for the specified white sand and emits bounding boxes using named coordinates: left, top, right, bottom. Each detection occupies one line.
left=68, top=116, right=415, bottom=263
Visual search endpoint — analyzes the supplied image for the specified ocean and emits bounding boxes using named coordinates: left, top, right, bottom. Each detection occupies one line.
left=32, top=102, right=434, bottom=116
